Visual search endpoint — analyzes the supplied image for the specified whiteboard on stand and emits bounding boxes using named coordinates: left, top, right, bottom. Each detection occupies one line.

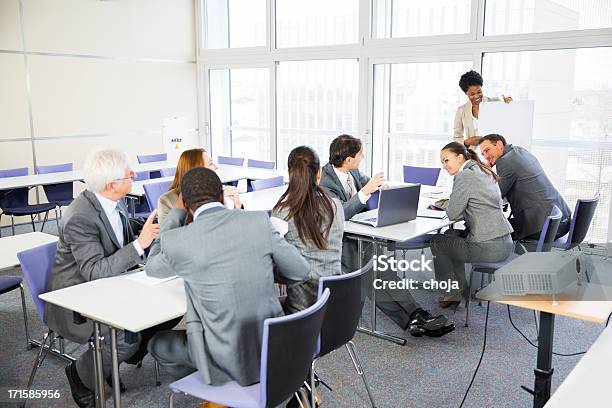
left=479, top=101, right=535, bottom=151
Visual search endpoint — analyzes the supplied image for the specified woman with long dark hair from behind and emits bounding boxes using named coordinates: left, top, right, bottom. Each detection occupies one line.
left=273, top=146, right=344, bottom=314
left=430, top=142, right=513, bottom=309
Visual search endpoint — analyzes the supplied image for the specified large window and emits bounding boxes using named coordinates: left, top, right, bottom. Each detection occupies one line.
left=483, top=47, right=612, bottom=242
left=484, top=0, right=612, bottom=36
left=277, top=59, right=359, bottom=167
left=200, top=1, right=612, bottom=242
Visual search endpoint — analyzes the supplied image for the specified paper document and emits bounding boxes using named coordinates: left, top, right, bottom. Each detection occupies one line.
left=417, top=209, right=448, bottom=219
left=269, top=216, right=289, bottom=236
left=123, top=270, right=178, bottom=285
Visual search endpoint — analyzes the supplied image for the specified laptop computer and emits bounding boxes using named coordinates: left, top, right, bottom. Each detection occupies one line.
left=350, top=184, right=420, bottom=227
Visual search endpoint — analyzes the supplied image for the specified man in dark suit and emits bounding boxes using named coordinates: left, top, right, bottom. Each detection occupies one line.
left=320, top=134, right=454, bottom=338
left=46, top=149, right=174, bottom=407
left=479, top=134, right=571, bottom=240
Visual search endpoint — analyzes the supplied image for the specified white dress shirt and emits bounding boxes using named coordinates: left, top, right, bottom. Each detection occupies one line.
left=193, top=201, right=225, bottom=219
left=333, top=166, right=369, bottom=205
left=94, top=193, right=144, bottom=256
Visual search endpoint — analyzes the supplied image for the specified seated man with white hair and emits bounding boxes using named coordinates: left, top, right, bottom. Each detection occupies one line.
left=45, top=149, right=166, bottom=407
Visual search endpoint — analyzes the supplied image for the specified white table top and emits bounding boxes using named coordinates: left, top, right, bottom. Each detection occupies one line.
left=344, top=216, right=452, bottom=243
left=544, top=323, right=612, bottom=407
left=39, top=273, right=186, bottom=333
left=132, top=160, right=176, bottom=173
left=239, top=185, right=287, bottom=212
left=0, top=232, right=59, bottom=271
left=0, top=170, right=84, bottom=190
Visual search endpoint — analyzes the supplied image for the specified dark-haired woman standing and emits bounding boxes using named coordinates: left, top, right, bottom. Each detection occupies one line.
left=430, top=142, right=513, bottom=308
left=273, top=146, right=344, bottom=314
left=454, top=70, right=512, bottom=148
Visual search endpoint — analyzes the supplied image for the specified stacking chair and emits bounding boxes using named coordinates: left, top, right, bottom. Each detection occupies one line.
left=0, top=276, right=30, bottom=349
left=395, top=165, right=442, bottom=262
left=551, top=194, right=599, bottom=282
left=35, top=163, right=75, bottom=229
left=143, top=180, right=172, bottom=212
left=247, top=159, right=275, bottom=169
left=17, top=241, right=74, bottom=405
left=251, top=176, right=284, bottom=192
left=0, top=168, right=56, bottom=237
left=168, top=289, right=330, bottom=408
left=464, top=205, right=563, bottom=327
left=160, top=167, right=176, bottom=178
left=131, top=172, right=152, bottom=217
left=311, top=265, right=376, bottom=407
left=218, top=156, right=245, bottom=166
left=137, top=153, right=167, bottom=179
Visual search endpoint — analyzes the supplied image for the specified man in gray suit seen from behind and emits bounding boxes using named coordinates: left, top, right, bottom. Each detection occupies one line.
left=319, top=134, right=454, bottom=338
left=146, top=167, right=309, bottom=386
left=46, top=149, right=160, bottom=408
left=479, top=134, right=571, bottom=240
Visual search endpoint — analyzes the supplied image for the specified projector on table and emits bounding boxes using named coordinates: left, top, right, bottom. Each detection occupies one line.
left=496, top=252, right=578, bottom=296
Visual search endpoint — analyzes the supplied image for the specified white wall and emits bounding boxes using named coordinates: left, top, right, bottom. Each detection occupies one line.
left=0, top=0, right=198, bottom=227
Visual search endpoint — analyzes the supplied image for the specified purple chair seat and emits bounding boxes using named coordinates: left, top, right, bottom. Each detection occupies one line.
left=0, top=276, right=22, bottom=295
left=170, top=373, right=260, bottom=408
left=472, top=252, right=520, bottom=272
left=395, top=234, right=433, bottom=250
left=3, top=203, right=56, bottom=215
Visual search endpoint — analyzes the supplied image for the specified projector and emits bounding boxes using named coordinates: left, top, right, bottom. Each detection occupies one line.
left=496, top=252, right=578, bottom=296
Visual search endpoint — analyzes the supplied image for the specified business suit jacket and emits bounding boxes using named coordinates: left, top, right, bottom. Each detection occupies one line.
left=319, top=163, right=369, bottom=220
left=453, top=96, right=500, bottom=144
left=157, top=188, right=179, bottom=225
left=446, top=160, right=513, bottom=242
left=273, top=198, right=344, bottom=313
left=45, top=190, right=142, bottom=344
left=495, top=144, right=571, bottom=240
left=146, top=206, right=309, bottom=386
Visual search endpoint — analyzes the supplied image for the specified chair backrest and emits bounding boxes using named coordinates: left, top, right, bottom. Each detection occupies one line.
left=143, top=180, right=172, bottom=211
left=260, top=289, right=329, bottom=408
left=565, top=194, right=599, bottom=250
left=403, top=165, right=440, bottom=186
left=16, top=241, right=58, bottom=322
left=366, top=190, right=379, bottom=210
left=218, top=156, right=244, bottom=166
left=535, top=205, right=563, bottom=252
left=247, top=159, right=275, bottom=169
left=137, top=153, right=167, bottom=164
left=160, top=167, right=176, bottom=178
left=0, top=167, right=29, bottom=208
left=135, top=171, right=151, bottom=181
left=251, top=176, right=284, bottom=191
left=36, top=163, right=75, bottom=203
left=317, top=264, right=370, bottom=357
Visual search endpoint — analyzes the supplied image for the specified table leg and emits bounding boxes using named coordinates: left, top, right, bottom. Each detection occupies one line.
left=110, top=328, right=121, bottom=408
left=356, top=237, right=406, bottom=345
left=533, top=312, right=554, bottom=408
left=93, top=322, right=106, bottom=408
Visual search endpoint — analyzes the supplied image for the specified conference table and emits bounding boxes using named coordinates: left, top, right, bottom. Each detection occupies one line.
left=38, top=183, right=450, bottom=407
left=0, top=232, right=59, bottom=272
left=477, top=280, right=612, bottom=408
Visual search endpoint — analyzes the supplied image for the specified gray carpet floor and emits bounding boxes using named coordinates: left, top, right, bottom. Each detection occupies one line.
left=1, top=221, right=610, bottom=407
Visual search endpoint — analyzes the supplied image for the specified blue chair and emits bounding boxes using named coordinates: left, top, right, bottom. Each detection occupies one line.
left=218, top=156, right=245, bottom=166
left=137, top=153, right=167, bottom=179
left=168, top=289, right=330, bottom=408
left=35, top=163, right=75, bottom=228
left=366, top=190, right=379, bottom=210
left=160, top=167, right=176, bottom=178
left=394, top=166, right=441, bottom=256
left=130, top=172, right=152, bottom=217
left=403, top=165, right=440, bottom=186
left=0, top=276, right=30, bottom=350
left=465, top=205, right=563, bottom=327
left=251, top=176, right=284, bottom=192
left=0, top=168, right=56, bottom=236
left=143, top=180, right=172, bottom=212
left=247, top=159, right=275, bottom=169
left=311, top=265, right=376, bottom=408
left=137, top=153, right=167, bottom=164
left=17, top=241, right=74, bottom=403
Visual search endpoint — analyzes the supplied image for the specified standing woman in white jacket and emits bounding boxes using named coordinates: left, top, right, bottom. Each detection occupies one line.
left=454, top=70, right=512, bottom=148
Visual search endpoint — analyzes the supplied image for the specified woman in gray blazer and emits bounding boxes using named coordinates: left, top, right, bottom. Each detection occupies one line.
left=273, top=146, right=344, bottom=314
left=431, top=142, right=513, bottom=308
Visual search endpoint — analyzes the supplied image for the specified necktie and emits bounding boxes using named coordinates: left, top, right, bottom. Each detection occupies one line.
left=346, top=175, right=356, bottom=198
left=117, top=205, right=128, bottom=247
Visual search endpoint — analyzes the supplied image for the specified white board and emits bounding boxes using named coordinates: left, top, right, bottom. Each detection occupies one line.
left=479, top=101, right=535, bottom=151
left=162, top=116, right=190, bottom=162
